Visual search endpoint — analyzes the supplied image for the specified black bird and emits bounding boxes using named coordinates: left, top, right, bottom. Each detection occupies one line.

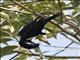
left=19, top=37, right=39, bottom=49
left=18, top=13, right=60, bottom=49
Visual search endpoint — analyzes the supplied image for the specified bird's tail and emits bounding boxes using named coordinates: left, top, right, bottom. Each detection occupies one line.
left=19, top=37, right=39, bottom=49
left=44, top=12, right=61, bottom=23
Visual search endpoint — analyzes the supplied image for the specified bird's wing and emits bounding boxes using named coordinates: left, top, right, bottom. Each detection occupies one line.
left=18, top=17, right=41, bottom=36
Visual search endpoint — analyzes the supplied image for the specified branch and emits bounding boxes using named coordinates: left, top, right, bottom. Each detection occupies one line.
left=1, top=1, right=36, bottom=7
left=12, top=0, right=43, bottom=17
left=50, top=21, right=80, bottom=42
left=42, top=45, right=80, bottom=49
left=10, top=53, right=20, bottom=60
left=12, top=51, right=80, bottom=59
left=53, top=42, right=73, bottom=56
left=0, top=7, right=54, bottom=16
left=0, top=7, right=34, bottom=15
left=63, top=7, right=75, bottom=10
left=57, top=0, right=63, bottom=21
left=61, top=32, right=80, bottom=45
left=62, top=14, right=80, bottom=41
left=65, top=22, right=80, bottom=37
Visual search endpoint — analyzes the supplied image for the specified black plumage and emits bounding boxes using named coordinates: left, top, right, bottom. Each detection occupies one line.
left=19, top=37, right=39, bottom=49
left=18, top=13, right=60, bottom=49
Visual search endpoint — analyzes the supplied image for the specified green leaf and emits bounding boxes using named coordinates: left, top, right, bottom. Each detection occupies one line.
left=0, top=21, right=9, bottom=27
left=1, top=30, right=11, bottom=36
left=36, top=35, right=50, bottom=45
left=15, top=54, right=28, bottom=60
left=0, top=29, right=12, bottom=43
left=45, top=27, right=56, bottom=38
left=0, top=37, right=12, bottom=43
left=3, top=0, right=14, bottom=6
left=70, top=1, right=80, bottom=7
left=0, top=46, right=18, bottom=57
left=45, top=26, right=61, bottom=38
left=72, top=6, right=80, bottom=15
left=0, top=12, right=9, bottom=20
left=35, top=47, right=40, bottom=52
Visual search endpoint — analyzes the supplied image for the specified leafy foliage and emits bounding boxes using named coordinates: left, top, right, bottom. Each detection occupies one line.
left=0, top=0, right=80, bottom=60
left=0, top=46, right=18, bottom=57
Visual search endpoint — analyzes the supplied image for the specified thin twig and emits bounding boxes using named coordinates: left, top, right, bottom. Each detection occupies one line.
left=0, top=7, right=54, bottom=15
left=57, top=0, right=63, bottom=21
left=56, top=0, right=80, bottom=42
left=53, top=42, right=73, bottom=56
left=62, top=15, right=80, bottom=41
left=12, top=51, right=80, bottom=59
left=10, top=53, right=20, bottom=60
left=42, top=45, right=80, bottom=49
left=1, top=1, right=36, bottom=7
left=61, top=32, right=80, bottom=45
left=12, top=0, right=43, bottom=17
left=50, top=21, right=80, bottom=42
left=75, top=30, right=80, bottom=36
left=0, top=7, right=33, bottom=15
